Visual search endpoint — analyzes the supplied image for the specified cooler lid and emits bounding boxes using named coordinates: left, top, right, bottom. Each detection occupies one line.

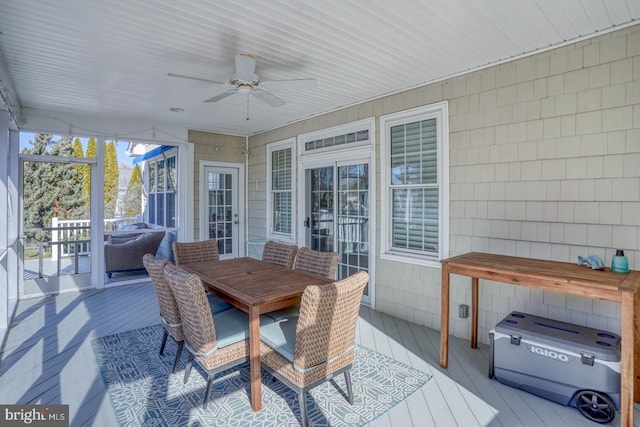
left=495, top=311, right=620, bottom=362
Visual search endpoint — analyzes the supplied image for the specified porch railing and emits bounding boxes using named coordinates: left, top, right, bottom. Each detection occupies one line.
left=50, top=216, right=141, bottom=260
left=23, top=216, right=142, bottom=279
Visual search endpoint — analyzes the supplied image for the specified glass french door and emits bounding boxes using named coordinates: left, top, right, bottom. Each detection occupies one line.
left=303, top=161, right=371, bottom=303
left=201, top=165, right=241, bottom=259
left=308, top=167, right=335, bottom=252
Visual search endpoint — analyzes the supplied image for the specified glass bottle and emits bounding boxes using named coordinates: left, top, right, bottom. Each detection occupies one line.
left=610, top=249, right=629, bottom=274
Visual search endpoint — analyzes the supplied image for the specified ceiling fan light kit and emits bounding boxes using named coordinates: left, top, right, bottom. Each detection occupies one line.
left=169, top=53, right=316, bottom=108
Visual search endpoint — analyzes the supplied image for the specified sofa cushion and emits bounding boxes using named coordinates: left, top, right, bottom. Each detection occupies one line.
left=111, top=223, right=149, bottom=240
left=123, top=222, right=148, bottom=230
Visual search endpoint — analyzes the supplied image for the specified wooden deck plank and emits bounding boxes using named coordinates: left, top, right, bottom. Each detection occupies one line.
left=1, top=282, right=637, bottom=426
left=378, top=314, right=440, bottom=426
left=406, top=323, right=470, bottom=426
left=419, top=324, right=480, bottom=412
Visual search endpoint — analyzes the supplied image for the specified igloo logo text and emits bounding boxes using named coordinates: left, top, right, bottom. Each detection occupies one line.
left=529, top=345, right=569, bottom=362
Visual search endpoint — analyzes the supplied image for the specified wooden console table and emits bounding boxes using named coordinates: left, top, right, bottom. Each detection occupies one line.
left=439, top=252, right=640, bottom=427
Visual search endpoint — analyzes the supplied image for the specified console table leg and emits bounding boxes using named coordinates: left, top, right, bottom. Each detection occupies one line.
left=621, top=291, right=634, bottom=427
left=440, top=265, right=450, bottom=368
left=471, top=277, right=478, bottom=348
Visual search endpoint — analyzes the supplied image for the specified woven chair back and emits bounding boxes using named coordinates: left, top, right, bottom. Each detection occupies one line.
left=143, top=254, right=183, bottom=341
left=293, top=247, right=339, bottom=280
left=172, top=239, right=219, bottom=265
left=262, top=241, right=298, bottom=268
left=294, top=270, right=369, bottom=370
left=163, top=264, right=218, bottom=357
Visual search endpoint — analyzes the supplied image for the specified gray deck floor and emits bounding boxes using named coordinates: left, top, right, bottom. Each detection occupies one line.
left=1, top=281, right=638, bottom=426
left=23, top=256, right=150, bottom=297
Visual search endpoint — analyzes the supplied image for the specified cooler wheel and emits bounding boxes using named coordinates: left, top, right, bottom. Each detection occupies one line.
left=574, top=390, right=615, bottom=424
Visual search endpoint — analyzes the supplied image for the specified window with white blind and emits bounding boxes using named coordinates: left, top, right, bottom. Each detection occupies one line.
left=267, top=138, right=295, bottom=242
left=380, top=102, right=449, bottom=266
left=146, top=149, right=177, bottom=228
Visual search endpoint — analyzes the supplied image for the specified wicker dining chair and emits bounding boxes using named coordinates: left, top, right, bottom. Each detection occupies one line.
left=259, top=270, right=369, bottom=427
left=172, top=239, right=219, bottom=265
left=262, top=240, right=298, bottom=268
left=266, top=247, right=340, bottom=322
left=143, top=254, right=184, bottom=373
left=163, top=263, right=251, bottom=408
left=293, top=247, right=339, bottom=280
left=171, top=239, right=232, bottom=314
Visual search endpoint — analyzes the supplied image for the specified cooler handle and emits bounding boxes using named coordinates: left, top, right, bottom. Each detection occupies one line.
left=581, top=352, right=595, bottom=366
left=510, top=333, right=521, bottom=346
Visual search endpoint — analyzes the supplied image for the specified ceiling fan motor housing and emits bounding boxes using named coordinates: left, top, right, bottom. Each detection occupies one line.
left=231, top=72, right=260, bottom=86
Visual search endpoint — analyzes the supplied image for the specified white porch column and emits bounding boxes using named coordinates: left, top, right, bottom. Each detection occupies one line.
left=7, top=129, right=19, bottom=315
left=0, top=111, right=10, bottom=339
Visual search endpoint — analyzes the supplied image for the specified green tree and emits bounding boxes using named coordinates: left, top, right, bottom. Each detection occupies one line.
left=72, top=137, right=86, bottom=186
left=123, top=165, right=142, bottom=218
left=23, top=134, right=52, bottom=235
left=82, top=138, right=96, bottom=204
left=71, top=138, right=90, bottom=218
left=22, top=134, right=87, bottom=247
left=49, top=135, right=86, bottom=219
left=104, top=141, right=119, bottom=218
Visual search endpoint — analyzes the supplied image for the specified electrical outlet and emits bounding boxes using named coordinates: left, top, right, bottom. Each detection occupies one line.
left=459, top=304, right=469, bottom=318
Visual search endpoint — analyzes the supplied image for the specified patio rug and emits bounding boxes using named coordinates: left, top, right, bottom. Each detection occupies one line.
left=92, top=324, right=431, bottom=426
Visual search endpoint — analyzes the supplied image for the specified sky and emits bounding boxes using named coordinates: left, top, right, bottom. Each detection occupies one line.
left=19, top=132, right=134, bottom=167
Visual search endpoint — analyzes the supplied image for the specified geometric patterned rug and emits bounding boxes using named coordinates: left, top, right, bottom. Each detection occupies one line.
left=92, top=325, right=432, bottom=426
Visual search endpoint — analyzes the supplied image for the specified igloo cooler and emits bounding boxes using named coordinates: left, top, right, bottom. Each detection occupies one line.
left=489, top=311, right=621, bottom=424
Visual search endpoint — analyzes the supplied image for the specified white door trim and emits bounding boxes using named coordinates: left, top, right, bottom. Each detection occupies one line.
left=198, top=161, right=245, bottom=258
left=296, top=148, right=375, bottom=308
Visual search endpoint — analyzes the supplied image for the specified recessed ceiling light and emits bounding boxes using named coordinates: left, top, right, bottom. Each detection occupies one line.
left=169, top=107, right=184, bottom=112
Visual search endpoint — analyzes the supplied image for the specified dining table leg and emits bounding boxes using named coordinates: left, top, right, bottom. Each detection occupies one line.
left=249, top=305, right=262, bottom=412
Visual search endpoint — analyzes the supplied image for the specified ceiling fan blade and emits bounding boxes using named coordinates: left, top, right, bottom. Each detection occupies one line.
left=235, top=54, right=256, bottom=83
left=203, top=89, right=237, bottom=103
left=260, top=78, right=317, bottom=91
left=252, top=90, right=286, bottom=107
left=168, top=72, right=227, bottom=85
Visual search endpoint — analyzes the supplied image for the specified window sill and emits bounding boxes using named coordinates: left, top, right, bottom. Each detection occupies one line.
left=380, top=251, right=442, bottom=269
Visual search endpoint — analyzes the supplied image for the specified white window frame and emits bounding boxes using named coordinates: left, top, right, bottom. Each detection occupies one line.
left=379, top=101, right=449, bottom=268
left=266, top=138, right=296, bottom=243
left=145, top=147, right=178, bottom=228
left=299, top=118, right=374, bottom=156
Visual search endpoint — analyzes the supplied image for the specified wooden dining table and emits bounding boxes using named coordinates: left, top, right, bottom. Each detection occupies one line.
left=180, top=257, right=333, bottom=412
left=440, top=252, right=640, bottom=427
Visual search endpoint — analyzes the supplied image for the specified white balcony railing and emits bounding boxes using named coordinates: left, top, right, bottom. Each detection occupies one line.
left=50, top=216, right=141, bottom=260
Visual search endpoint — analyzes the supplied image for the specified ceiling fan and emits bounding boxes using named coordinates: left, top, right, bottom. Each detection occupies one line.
left=168, top=54, right=316, bottom=107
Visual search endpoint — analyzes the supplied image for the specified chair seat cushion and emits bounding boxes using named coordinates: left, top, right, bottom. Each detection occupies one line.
left=206, top=293, right=233, bottom=315
left=265, top=305, right=300, bottom=322
left=213, top=308, right=275, bottom=349
left=259, top=316, right=298, bottom=362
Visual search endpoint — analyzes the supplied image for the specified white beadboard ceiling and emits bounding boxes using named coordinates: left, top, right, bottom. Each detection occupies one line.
left=0, top=0, right=638, bottom=137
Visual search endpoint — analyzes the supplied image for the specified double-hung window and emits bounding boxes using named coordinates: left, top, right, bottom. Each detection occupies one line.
left=380, top=102, right=449, bottom=266
left=146, top=149, right=177, bottom=227
left=266, top=138, right=295, bottom=242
